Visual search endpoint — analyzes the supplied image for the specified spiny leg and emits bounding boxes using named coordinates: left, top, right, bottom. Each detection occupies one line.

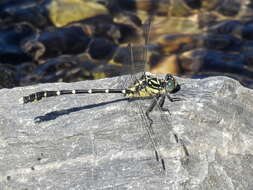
left=158, top=95, right=171, bottom=114
left=145, top=94, right=178, bottom=124
left=145, top=95, right=161, bottom=125
left=147, top=94, right=185, bottom=135
left=156, top=94, right=184, bottom=114
left=166, top=94, right=184, bottom=102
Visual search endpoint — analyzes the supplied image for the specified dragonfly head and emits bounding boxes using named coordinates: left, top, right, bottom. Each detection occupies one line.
left=165, top=74, right=180, bottom=93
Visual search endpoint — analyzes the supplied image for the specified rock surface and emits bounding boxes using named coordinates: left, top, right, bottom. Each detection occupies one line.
left=0, top=75, right=253, bottom=190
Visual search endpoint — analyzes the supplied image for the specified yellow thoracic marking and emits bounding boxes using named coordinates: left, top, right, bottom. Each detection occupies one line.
left=126, top=77, right=166, bottom=98
left=150, top=78, right=159, bottom=85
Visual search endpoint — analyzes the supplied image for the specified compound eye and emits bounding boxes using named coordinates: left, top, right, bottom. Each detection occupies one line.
left=167, top=80, right=175, bottom=91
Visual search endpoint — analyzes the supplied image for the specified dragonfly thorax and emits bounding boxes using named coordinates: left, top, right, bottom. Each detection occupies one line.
left=125, top=74, right=179, bottom=98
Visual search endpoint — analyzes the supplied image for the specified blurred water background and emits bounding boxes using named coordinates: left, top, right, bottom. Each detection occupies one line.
left=1, top=0, right=253, bottom=88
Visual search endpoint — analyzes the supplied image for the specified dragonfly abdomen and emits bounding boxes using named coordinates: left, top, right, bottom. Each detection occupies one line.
left=20, top=89, right=129, bottom=104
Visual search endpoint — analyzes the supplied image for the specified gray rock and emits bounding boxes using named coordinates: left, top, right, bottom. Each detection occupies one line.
left=0, top=75, right=253, bottom=190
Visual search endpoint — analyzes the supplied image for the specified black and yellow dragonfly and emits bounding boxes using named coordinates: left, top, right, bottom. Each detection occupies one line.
left=20, top=14, right=188, bottom=171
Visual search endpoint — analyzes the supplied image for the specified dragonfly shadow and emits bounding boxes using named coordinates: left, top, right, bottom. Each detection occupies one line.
left=34, top=98, right=129, bottom=123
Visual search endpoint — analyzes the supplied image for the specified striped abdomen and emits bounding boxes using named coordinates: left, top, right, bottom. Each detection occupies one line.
left=20, top=89, right=131, bottom=104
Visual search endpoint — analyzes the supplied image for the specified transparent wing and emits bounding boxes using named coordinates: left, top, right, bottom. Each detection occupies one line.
left=117, top=17, right=153, bottom=89
left=131, top=17, right=152, bottom=77
left=135, top=94, right=166, bottom=171
left=152, top=95, right=189, bottom=162
left=127, top=16, right=168, bottom=170
left=130, top=14, right=188, bottom=170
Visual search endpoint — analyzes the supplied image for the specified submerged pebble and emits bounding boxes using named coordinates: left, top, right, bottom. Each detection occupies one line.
left=0, top=0, right=253, bottom=88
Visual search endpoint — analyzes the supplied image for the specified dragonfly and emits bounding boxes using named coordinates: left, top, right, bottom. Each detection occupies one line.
left=20, top=16, right=188, bottom=171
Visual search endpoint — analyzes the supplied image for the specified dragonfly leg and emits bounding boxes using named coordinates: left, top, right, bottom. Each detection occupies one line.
left=159, top=94, right=183, bottom=114
left=158, top=95, right=171, bottom=115
left=166, top=94, right=184, bottom=102
left=145, top=95, right=161, bottom=125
